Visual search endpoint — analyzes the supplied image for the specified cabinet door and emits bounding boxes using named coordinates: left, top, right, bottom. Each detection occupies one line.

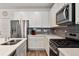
left=16, top=40, right=26, bottom=56
left=29, top=11, right=49, bottom=27
left=29, top=12, right=41, bottom=27
left=28, top=36, right=45, bottom=50
left=35, top=37, right=45, bottom=49
left=44, top=37, right=49, bottom=56
left=41, top=12, right=49, bottom=27
left=28, top=37, right=37, bottom=49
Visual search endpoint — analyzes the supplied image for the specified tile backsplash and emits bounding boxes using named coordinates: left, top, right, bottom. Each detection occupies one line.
left=28, top=27, right=68, bottom=37
left=28, top=25, right=79, bottom=37
left=28, top=27, right=53, bottom=35
left=53, top=27, right=68, bottom=37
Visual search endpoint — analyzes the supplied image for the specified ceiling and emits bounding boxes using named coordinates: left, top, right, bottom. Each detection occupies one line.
left=0, top=3, right=54, bottom=9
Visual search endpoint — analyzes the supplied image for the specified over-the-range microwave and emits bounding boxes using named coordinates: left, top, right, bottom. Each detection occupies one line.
left=56, top=3, right=79, bottom=25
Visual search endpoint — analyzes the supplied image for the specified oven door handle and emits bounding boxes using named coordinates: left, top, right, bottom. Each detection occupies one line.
left=63, top=8, right=67, bottom=20
left=49, top=47, right=59, bottom=55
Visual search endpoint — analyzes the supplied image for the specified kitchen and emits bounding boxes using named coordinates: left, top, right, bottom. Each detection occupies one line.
left=0, top=3, right=79, bottom=56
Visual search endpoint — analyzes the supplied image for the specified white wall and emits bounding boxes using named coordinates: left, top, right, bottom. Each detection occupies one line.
left=49, top=3, right=65, bottom=27
left=0, top=18, right=11, bottom=38
left=0, top=9, right=14, bottom=38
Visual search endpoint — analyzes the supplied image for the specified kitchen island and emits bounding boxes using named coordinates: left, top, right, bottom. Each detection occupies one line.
left=0, top=38, right=27, bottom=56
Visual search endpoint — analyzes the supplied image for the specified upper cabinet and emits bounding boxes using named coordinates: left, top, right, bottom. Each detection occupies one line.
left=29, top=11, right=49, bottom=27
left=41, top=12, right=49, bottom=27
left=29, top=12, right=42, bottom=27
left=13, top=10, right=49, bottom=28
left=49, top=3, right=66, bottom=27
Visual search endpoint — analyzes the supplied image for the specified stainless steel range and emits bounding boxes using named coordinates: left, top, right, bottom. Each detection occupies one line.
left=49, top=26, right=79, bottom=56
left=50, top=38, right=79, bottom=48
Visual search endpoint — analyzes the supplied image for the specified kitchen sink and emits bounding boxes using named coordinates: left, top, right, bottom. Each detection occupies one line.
left=1, top=40, right=21, bottom=45
left=9, top=40, right=21, bottom=42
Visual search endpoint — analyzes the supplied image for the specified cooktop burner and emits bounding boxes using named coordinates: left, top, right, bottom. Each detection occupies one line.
left=50, top=39, right=79, bottom=48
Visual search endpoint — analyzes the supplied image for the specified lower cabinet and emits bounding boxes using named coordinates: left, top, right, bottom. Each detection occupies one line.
left=28, top=36, right=45, bottom=50
left=15, top=40, right=27, bottom=56
left=44, top=37, right=49, bottom=56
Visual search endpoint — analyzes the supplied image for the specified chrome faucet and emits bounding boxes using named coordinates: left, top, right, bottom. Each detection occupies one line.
left=5, top=37, right=10, bottom=41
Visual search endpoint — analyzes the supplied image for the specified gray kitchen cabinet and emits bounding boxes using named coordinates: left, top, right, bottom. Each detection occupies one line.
left=15, top=40, right=27, bottom=56
left=28, top=36, right=45, bottom=50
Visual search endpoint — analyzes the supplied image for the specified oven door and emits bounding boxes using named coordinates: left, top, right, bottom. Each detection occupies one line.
left=49, top=47, right=59, bottom=56
left=49, top=41, right=59, bottom=56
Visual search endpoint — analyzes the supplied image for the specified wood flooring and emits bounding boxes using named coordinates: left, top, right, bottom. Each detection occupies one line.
left=27, top=50, right=48, bottom=56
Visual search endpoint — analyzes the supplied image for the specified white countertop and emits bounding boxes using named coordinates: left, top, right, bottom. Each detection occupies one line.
left=28, top=34, right=65, bottom=39
left=45, top=35, right=65, bottom=39
left=0, top=38, right=27, bottom=56
left=0, top=38, right=6, bottom=44
left=58, top=48, right=79, bottom=56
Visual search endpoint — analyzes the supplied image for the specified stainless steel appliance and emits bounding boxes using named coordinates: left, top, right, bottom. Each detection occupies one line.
left=56, top=3, right=75, bottom=25
left=10, top=20, right=29, bottom=53
left=49, top=40, right=59, bottom=56
left=49, top=27, right=79, bottom=56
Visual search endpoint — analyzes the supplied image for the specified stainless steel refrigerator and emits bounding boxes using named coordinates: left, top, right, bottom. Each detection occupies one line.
left=10, top=20, right=29, bottom=51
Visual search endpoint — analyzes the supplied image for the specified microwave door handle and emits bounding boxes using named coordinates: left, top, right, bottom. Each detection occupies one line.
left=63, top=8, right=66, bottom=20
